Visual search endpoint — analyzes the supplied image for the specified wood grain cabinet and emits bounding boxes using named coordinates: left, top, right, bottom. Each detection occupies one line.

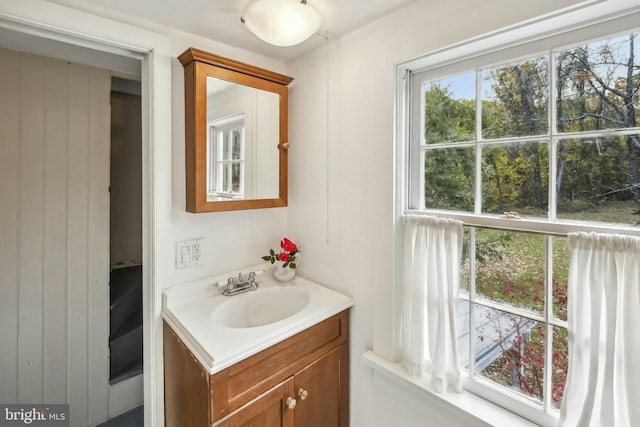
left=164, top=310, right=350, bottom=427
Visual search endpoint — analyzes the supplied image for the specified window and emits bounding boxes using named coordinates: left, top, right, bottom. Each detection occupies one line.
left=400, top=20, right=639, bottom=425
left=208, top=115, right=245, bottom=199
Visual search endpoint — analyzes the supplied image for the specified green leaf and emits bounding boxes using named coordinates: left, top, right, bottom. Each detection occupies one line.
left=270, top=249, right=275, bottom=256
left=261, top=256, right=271, bottom=261
left=289, top=263, right=296, bottom=269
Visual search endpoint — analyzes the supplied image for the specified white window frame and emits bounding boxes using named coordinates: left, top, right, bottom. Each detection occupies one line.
left=207, top=114, right=245, bottom=199
left=395, top=7, right=640, bottom=427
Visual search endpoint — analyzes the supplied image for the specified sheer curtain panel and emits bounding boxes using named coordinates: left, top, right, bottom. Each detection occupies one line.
left=559, top=232, right=640, bottom=427
left=399, top=215, right=463, bottom=393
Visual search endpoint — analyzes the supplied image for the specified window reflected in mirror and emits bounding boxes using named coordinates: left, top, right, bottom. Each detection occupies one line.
left=208, top=115, right=245, bottom=199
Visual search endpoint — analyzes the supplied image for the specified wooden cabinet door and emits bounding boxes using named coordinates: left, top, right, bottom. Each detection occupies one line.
left=215, top=378, right=295, bottom=427
left=293, top=344, right=349, bottom=427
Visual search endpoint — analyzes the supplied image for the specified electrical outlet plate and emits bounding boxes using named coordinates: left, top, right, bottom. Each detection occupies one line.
left=175, top=238, right=204, bottom=269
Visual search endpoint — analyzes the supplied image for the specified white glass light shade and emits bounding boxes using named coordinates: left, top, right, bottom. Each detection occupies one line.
left=242, top=0, right=322, bottom=47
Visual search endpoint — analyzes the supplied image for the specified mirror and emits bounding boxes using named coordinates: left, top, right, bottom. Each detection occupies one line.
left=206, top=77, right=280, bottom=201
left=179, top=48, right=294, bottom=212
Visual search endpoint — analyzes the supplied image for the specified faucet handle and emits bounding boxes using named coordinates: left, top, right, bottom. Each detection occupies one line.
left=248, top=269, right=265, bottom=281
left=249, top=269, right=265, bottom=278
left=216, top=277, right=235, bottom=290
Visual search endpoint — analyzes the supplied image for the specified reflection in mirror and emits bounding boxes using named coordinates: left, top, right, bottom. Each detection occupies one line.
left=179, top=47, right=293, bottom=213
left=206, top=77, right=279, bottom=201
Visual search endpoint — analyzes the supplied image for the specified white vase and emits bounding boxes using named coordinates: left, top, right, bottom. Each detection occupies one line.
left=273, top=254, right=301, bottom=283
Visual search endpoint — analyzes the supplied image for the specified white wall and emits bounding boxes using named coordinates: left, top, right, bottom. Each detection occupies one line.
left=286, top=0, right=630, bottom=425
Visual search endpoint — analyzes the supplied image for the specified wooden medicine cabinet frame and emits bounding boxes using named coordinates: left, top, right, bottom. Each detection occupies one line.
left=179, top=47, right=294, bottom=213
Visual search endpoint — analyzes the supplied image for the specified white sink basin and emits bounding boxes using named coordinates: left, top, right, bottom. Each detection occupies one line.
left=213, top=287, right=310, bottom=328
left=162, top=273, right=353, bottom=373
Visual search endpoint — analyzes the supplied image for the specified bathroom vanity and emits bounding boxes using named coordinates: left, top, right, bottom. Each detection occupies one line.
left=162, top=271, right=353, bottom=426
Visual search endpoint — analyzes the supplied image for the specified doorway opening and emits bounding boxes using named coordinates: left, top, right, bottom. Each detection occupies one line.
left=108, top=77, right=143, bottom=386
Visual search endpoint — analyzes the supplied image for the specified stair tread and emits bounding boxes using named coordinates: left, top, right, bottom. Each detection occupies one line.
left=110, top=310, right=143, bottom=342
left=110, top=265, right=142, bottom=307
left=110, top=360, right=143, bottom=385
left=110, top=325, right=143, bottom=382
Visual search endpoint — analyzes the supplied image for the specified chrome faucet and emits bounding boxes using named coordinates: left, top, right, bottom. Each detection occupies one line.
left=217, top=270, right=263, bottom=296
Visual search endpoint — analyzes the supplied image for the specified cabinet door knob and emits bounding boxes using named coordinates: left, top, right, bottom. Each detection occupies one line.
left=298, top=388, right=308, bottom=400
left=285, top=397, right=297, bottom=409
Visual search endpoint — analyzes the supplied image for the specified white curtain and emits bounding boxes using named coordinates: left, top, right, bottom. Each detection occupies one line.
left=559, top=232, right=640, bottom=427
left=399, top=214, right=463, bottom=393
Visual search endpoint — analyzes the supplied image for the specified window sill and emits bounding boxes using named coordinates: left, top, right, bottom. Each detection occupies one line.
left=362, top=351, right=539, bottom=427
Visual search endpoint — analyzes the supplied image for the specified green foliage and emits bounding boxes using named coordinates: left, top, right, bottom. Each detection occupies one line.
left=557, top=137, right=633, bottom=211
left=422, top=32, right=640, bottom=218
left=424, top=147, right=474, bottom=211
left=424, top=85, right=475, bottom=144
left=482, top=57, right=549, bottom=138
left=422, top=84, right=475, bottom=211
left=481, top=142, right=549, bottom=213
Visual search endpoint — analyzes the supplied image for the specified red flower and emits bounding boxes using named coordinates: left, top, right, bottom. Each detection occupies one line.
left=280, top=237, right=297, bottom=252
left=277, top=253, right=290, bottom=262
left=262, top=237, right=300, bottom=269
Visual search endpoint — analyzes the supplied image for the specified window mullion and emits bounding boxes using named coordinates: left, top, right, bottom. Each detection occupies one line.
left=468, top=227, right=477, bottom=380
left=474, top=69, right=482, bottom=215
left=549, top=48, right=558, bottom=222
left=543, top=236, right=553, bottom=413
left=216, top=132, right=223, bottom=192
left=545, top=49, right=557, bottom=411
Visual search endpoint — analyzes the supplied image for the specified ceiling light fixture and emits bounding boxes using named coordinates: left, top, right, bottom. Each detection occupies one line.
left=241, top=0, right=322, bottom=47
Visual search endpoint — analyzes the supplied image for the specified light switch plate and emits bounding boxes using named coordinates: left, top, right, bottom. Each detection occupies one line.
left=175, top=238, right=204, bottom=269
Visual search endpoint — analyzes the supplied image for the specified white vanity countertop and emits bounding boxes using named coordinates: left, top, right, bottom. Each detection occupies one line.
left=162, top=269, right=353, bottom=375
